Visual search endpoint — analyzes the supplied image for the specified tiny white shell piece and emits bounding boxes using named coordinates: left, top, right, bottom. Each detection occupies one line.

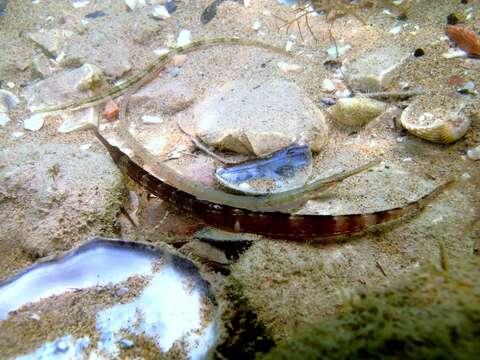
left=142, top=115, right=164, bottom=124
left=277, top=62, right=303, bottom=73
left=176, top=29, right=192, bottom=48
left=400, top=96, right=471, bottom=144
left=24, top=114, right=45, bottom=131
left=151, top=5, right=170, bottom=20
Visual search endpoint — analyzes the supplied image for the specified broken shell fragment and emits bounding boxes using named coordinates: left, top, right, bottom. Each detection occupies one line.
left=0, top=238, right=222, bottom=359
left=399, top=95, right=471, bottom=144
left=329, top=97, right=387, bottom=126
left=0, top=89, right=18, bottom=113
left=215, top=145, right=313, bottom=195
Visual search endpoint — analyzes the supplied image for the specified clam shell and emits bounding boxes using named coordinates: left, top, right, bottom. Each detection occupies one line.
left=399, top=95, right=471, bottom=144
left=0, top=89, right=18, bottom=113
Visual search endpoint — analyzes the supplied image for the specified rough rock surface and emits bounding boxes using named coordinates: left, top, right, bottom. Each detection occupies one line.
left=230, top=165, right=478, bottom=341
left=23, top=63, right=103, bottom=111
left=28, top=28, right=70, bottom=58
left=194, top=79, right=329, bottom=156
left=130, top=73, right=195, bottom=114
left=343, top=45, right=411, bottom=92
left=0, top=143, right=125, bottom=258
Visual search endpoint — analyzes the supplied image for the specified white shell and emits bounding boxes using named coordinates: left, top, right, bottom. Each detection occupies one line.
left=0, top=89, right=19, bottom=113
left=24, top=114, right=45, bottom=131
left=400, top=96, right=471, bottom=144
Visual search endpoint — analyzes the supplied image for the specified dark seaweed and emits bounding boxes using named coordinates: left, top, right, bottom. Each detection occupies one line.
left=85, top=10, right=107, bottom=19
left=201, top=0, right=243, bottom=24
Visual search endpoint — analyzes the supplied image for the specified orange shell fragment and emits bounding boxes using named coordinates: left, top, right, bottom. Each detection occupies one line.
left=445, top=25, right=480, bottom=56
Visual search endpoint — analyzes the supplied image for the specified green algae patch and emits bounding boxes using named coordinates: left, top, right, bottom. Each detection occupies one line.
left=260, top=256, right=480, bottom=360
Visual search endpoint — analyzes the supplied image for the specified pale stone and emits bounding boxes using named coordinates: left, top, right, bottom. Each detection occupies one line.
left=58, top=107, right=99, bottom=133
left=0, top=113, right=10, bottom=126
left=330, top=97, right=387, bottom=126
left=321, top=79, right=336, bottom=93
left=467, top=145, right=480, bottom=160
left=344, top=45, right=410, bottom=91
left=32, top=53, right=54, bottom=79
left=75, top=63, right=103, bottom=91
left=28, top=29, right=69, bottom=58
left=23, top=64, right=104, bottom=112
left=326, top=44, right=351, bottom=59
left=194, top=78, right=328, bottom=156
left=130, top=74, right=194, bottom=114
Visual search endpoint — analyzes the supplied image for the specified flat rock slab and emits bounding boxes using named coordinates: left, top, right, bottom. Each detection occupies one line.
left=61, top=30, right=132, bottom=78
left=194, top=79, right=329, bottom=156
left=344, top=45, right=411, bottom=92
left=130, top=73, right=195, bottom=114
left=0, top=143, right=125, bottom=258
left=23, top=63, right=103, bottom=111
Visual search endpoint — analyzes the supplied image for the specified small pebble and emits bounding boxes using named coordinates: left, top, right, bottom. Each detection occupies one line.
left=124, top=0, right=145, bottom=11
left=277, top=62, right=303, bottom=73
left=321, top=79, right=336, bottom=93
left=389, top=25, right=402, bottom=34
left=29, top=313, right=41, bottom=321
left=11, top=131, right=24, bottom=138
left=101, top=99, right=119, bottom=121
left=172, top=54, right=187, bottom=66
left=0, top=113, right=10, bottom=126
left=151, top=5, right=170, bottom=19
left=321, top=98, right=336, bottom=106
left=168, top=66, right=180, bottom=77
left=24, top=114, right=45, bottom=131
left=176, top=29, right=191, bottom=47
left=116, top=287, right=129, bottom=297
left=153, top=48, right=170, bottom=57
left=72, top=0, right=90, bottom=8
left=326, top=44, right=351, bottom=59
left=442, top=48, right=468, bottom=59
left=467, top=145, right=480, bottom=160
left=165, top=0, right=176, bottom=13
left=285, top=39, right=294, bottom=52
left=80, top=143, right=92, bottom=151
left=119, top=338, right=134, bottom=349
left=252, top=20, right=261, bottom=31
left=7, top=82, right=15, bottom=89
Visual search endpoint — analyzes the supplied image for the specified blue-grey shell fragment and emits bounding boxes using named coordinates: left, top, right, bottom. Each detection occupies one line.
left=215, top=145, right=313, bottom=195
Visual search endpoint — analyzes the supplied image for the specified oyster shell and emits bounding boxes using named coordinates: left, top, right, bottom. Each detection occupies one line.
left=0, top=238, right=222, bottom=359
left=399, top=95, right=471, bottom=144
